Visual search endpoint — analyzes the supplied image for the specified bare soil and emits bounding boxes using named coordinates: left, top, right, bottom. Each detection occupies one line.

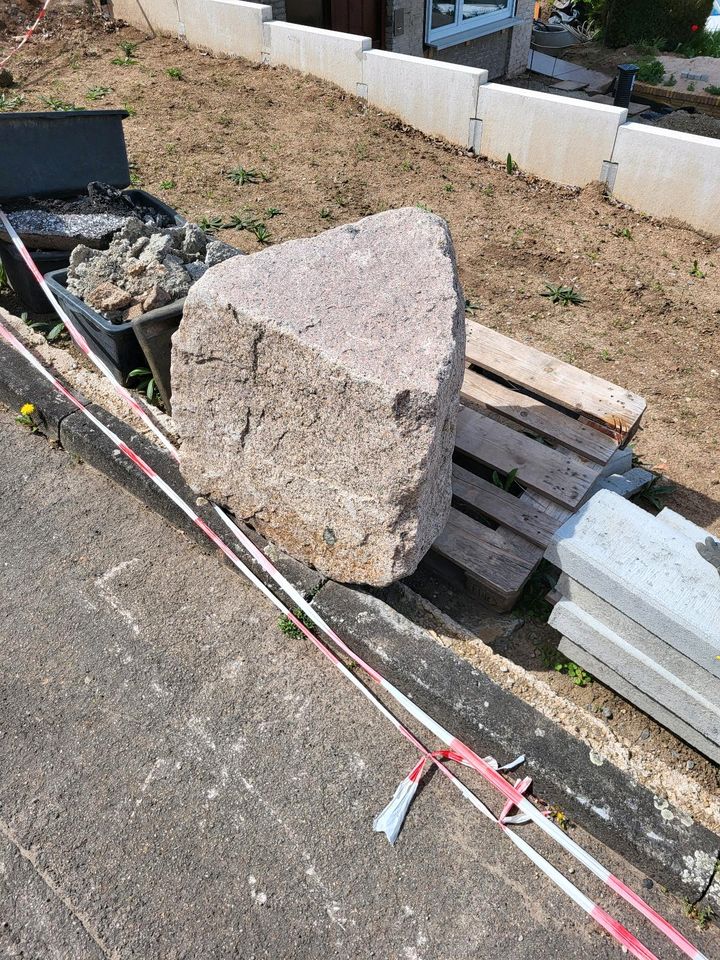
left=2, top=22, right=719, bottom=817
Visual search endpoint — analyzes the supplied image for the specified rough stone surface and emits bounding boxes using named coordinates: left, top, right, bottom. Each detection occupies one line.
left=2, top=210, right=128, bottom=251
left=172, top=208, right=466, bottom=586
left=67, top=219, right=241, bottom=323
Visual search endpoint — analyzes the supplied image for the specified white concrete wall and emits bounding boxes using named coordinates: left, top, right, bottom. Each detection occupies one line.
left=110, top=0, right=181, bottom=37
left=262, top=21, right=370, bottom=95
left=179, top=0, right=271, bottom=61
left=363, top=50, right=487, bottom=148
left=475, top=83, right=627, bottom=186
left=610, top=123, right=720, bottom=235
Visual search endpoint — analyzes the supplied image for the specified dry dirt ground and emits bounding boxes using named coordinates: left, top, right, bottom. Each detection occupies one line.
left=2, top=15, right=719, bottom=813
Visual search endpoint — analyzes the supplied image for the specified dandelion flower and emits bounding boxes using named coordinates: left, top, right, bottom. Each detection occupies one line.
left=20, top=402, right=35, bottom=416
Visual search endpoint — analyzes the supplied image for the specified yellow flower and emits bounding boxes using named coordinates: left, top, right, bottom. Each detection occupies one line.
left=20, top=402, right=35, bottom=417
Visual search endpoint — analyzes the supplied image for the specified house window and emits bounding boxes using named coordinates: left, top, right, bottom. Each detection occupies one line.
left=427, top=0, right=515, bottom=44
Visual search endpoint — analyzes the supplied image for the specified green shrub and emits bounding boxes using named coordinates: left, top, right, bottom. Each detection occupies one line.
left=604, top=0, right=713, bottom=49
left=637, top=58, right=665, bottom=84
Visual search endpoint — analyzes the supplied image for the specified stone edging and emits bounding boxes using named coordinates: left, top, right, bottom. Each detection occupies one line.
left=1, top=332, right=718, bottom=912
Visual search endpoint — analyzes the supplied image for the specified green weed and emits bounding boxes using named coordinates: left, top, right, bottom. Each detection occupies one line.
left=690, top=259, right=706, bottom=278
left=198, top=215, right=223, bottom=233
left=227, top=166, right=269, bottom=186
left=159, top=179, right=176, bottom=190
left=86, top=85, right=111, bottom=101
left=278, top=609, right=316, bottom=640
left=126, top=366, right=161, bottom=405
left=705, top=84, right=720, bottom=96
left=542, top=283, right=586, bottom=306
left=41, top=96, right=83, bottom=111
left=0, top=92, right=24, bottom=111
left=506, top=152, right=518, bottom=175
left=166, top=67, right=184, bottom=80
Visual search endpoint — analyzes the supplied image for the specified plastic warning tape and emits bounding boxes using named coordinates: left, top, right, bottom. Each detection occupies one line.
left=1, top=0, right=53, bottom=68
left=0, top=210, right=707, bottom=960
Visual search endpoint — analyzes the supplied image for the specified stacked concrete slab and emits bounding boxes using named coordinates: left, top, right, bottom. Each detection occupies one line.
left=545, top=490, right=720, bottom=764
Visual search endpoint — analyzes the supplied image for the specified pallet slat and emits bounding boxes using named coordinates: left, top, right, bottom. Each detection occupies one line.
left=433, top=507, right=543, bottom=606
left=461, top=366, right=618, bottom=465
left=465, top=322, right=646, bottom=437
left=455, top=404, right=601, bottom=509
left=452, top=464, right=562, bottom=549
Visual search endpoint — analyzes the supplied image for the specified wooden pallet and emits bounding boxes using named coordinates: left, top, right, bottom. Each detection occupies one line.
left=430, top=322, right=646, bottom=611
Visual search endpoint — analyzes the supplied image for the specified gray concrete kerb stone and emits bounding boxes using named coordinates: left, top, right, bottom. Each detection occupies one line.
left=1, top=345, right=718, bottom=908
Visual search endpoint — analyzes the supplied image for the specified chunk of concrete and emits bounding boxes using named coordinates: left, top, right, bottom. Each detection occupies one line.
left=550, top=599, right=720, bottom=763
left=583, top=466, right=654, bottom=504
left=545, top=490, right=720, bottom=671
left=172, top=208, right=466, bottom=586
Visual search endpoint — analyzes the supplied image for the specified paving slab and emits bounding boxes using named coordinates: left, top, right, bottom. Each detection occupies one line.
left=545, top=490, right=720, bottom=676
left=550, top=598, right=720, bottom=764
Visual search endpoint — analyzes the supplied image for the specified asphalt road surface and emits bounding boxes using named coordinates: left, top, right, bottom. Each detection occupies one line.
left=1, top=408, right=717, bottom=960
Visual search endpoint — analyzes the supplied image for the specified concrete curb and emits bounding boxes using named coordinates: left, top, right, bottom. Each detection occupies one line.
left=2, top=346, right=718, bottom=910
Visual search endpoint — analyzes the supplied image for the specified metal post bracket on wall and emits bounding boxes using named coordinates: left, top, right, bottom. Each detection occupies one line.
left=600, top=160, right=619, bottom=193
left=469, top=118, right=483, bottom=154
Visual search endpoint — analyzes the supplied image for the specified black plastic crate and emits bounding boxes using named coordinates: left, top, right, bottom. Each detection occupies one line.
left=45, top=268, right=184, bottom=388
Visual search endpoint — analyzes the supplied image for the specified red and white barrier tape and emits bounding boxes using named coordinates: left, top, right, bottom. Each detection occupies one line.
left=1, top=0, right=53, bottom=68
left=0, top=210, right=708, bottom=960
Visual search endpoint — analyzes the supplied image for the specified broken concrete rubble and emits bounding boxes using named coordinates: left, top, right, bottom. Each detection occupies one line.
left=67, top=219, right=240, bottom=323
left=171, top=207, right=466, bottom=587
left=1, top=210, right=128, bottom=251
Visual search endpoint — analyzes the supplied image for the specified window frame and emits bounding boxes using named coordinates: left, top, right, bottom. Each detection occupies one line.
left=425, top=0, right=516, bottom=46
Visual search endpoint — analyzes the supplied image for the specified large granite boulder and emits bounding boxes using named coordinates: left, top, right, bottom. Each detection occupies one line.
left=171, top=208, right=465, bottom=586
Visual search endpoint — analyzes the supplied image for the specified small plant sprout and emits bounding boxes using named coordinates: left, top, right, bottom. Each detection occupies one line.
left=465, top=298, right=480, bottom=315
left=251, top=221, right=271, bottom=245
left=542, top=283, right=586, bottom=306
left=126, top=367, right=161, bottom=405
left=264, top=207, right=282, bottom=219
left=160, top=179, right=176, bottom=190
left=123, top=101, right=137, bottom=117
left=198, top=215, right=223, bottom=233
left=112, top=41, right=138, bottom=65
left=166, top=67, right=184, bottom=80
left=0, top=92, right=24, bottom=111
left=616, top=226, right=633, bottom=240
left=16, top=402, right=38, bottom=432
left=683, top=899, right=715, bottom=930
left=690, top=259, right=706, bottom=278
left=41, top=96, right=83, bottom=112
left=687, top=81, right=696, bottom=92
left=492, top=467, right=520, bottom=492
left=506, top=153, right=518, bottom=175
left=319, top=207, right=332, bottom=220
left=0, top=261, right=7, bottom=291
left=86, top=86, right=111, bottom=101
left=443, top=182, right=455, bottom=193
left=226, top=211, right=256, bottom=231
left=227, top=166, right=269, bottom=186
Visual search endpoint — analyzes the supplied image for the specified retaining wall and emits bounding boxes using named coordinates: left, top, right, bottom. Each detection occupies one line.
left=109, top=0, right=720, bottom=236
left=263, top=21, right=371, bottom=95
left=610, top=123, right=720, bottom=235
left=475, top=84, right=627, bottom=187
left=362, top=50, right=487, bottom=148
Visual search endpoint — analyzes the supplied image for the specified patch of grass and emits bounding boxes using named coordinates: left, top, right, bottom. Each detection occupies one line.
left=198, top=215, right=223, bottom=233
left=278, top=608, right=316, bottom=640
left=636, top=58, right=664, bottom=85
left=705, top=84, right=720, bottom=97
left=319, top=207, right=332, bottom=220
left=159, top=179, right=176, bottom=190
left=541, top=283, right=586, bottom=306
left=227, top=166, right=269, bottom=186
left=0, top=92, right=24, bottom=111
left=166, top=67, right=184, bottom=80
left=41, top=96, right=83, bottom=111
left=126, top=366, right=161, bottom=405
left=683, top=899, right=715, bottom=931
left=85, top=85, right=111, bottom=101
left=687, top=81, right=696, bottom=92
left=616, top=227, right=633, bottom=240
left=122, top=101, right=136, bottom=117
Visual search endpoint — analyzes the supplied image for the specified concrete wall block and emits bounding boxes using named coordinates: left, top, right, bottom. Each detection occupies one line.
left=264, top=21, right=371, bottom=95
left=611, top=122, right=720, bottom=236
left=110, top=0, right=182, bottom=36
left=550, top=599, right=720, bottom=758
left=363, top=50, right=488, bottom=148
left=545, top=490, right=720, bottom=674
left=476, top=84, right=627, bottom=186
left=179, top=0, right=272, bottom=61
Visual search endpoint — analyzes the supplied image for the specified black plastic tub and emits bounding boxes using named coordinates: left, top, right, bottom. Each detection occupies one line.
left=0, top=189, right=185, bottom=313
left=45, top=268, right=184, bottom=388
left=0, top=110, right=130, bottom=201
